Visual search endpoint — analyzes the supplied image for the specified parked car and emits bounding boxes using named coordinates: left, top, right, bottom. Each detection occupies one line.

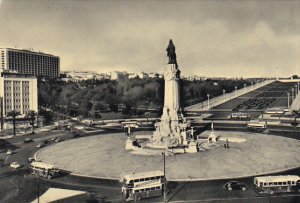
left=6, top=149, right=13, bottom=155
left=223, top=181, right=247, bottom=191
left=24, top=138, right=33, bottom=143
left=10, top=162, right=21, bottom=169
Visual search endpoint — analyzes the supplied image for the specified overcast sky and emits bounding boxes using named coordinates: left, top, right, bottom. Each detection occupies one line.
left=0, top=0, right=299, bottom=77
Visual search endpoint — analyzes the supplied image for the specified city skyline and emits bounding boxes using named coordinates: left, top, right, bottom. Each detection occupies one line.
left=0, top=0, right=299, bottom=77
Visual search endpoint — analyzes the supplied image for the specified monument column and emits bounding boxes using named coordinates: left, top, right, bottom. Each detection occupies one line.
left=163, top=64, right=180, bottom=118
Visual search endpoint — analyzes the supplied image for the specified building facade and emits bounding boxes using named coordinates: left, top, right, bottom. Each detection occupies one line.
left=0, top=48, right=60, bottom=78
left=0, top=70, right=38, bottom=117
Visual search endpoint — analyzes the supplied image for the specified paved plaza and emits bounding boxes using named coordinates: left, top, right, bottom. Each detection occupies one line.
left=37, top=131, right=300, bottom=181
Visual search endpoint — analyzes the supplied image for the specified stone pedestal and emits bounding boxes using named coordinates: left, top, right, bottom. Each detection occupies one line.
left=125, top=137, right=135, bottom=150
left=185, top=141, right=198, bottom=153
left=149, top=64, right=192, bottom=149
left=208, top=131, right=217, bottom=143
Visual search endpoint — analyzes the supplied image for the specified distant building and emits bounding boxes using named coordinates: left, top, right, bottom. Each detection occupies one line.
left=138, top=72, right=149, bottom=79
left=0, top=70, right=38, bottom=117
left=128, top=73, right=138, bottom=79
left=110, top=71, right=128, bottom=80
left=148, top=73, right=159, bottom=78
left=0, top=48, right=60, bottom=78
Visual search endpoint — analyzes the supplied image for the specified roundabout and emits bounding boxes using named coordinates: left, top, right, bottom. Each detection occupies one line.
left=36, top=131, right=300, bottom=181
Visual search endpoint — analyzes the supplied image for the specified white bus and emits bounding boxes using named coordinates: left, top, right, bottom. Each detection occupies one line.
left=230, top=112, right=250, bottom=120
left=29, top=162, right=60, bottom=179
left=120, top=170, right=165, bottom=201
left=265, top=107, right=285, bottom=115
left=247, top=120, right=267, bottom=131
left=254, top=175, right=300, bottom=195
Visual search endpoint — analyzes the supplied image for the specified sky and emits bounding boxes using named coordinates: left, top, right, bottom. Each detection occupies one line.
left=0, top=0, right=299, bottom=77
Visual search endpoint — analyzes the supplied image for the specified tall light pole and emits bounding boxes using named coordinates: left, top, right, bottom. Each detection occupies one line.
left=162, top=151, right=167, bottom=203
left=287, top=92, right=290, bottom=108
left=207, top=94, right=210, bottom=110
left=0, top=97, right=3, bottom=131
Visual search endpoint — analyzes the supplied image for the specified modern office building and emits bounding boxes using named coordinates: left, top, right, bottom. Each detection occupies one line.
left=0, top=70, right=38, bottom=117
left=0, top=48, right=60, bottom=78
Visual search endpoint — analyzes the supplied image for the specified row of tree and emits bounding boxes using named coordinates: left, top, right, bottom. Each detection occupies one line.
left=38, top=78, right=252, bottom=118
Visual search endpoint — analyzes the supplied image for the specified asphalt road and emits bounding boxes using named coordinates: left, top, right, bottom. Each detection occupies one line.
left=0, top=125, right=299, bottom=203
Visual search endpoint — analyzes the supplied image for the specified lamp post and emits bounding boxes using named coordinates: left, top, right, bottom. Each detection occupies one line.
left=162, top=151, right=167, bottom=203
left=207, top=94, right=210, bottom=110
left=287, top=93, right=290, bottom=108
left=37, top=177, right=40, bottom=203
left=235, top=86, right=237, bottom=95
left=0, top=97, right=3, bottom=131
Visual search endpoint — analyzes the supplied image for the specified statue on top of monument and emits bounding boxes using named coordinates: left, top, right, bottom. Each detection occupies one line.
left=166, top=39, right=177, bottom=65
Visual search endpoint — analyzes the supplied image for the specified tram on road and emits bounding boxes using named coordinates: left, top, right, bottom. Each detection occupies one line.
left=29, top=161, right=60, bottom=179
left=254, top=175, right=300, bottom=195
left=120, top=170, right=165, bottom=201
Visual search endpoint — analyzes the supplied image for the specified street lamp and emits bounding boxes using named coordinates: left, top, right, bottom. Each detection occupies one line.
left=162, top=151, right=167, bottom=203
left=287, top=93, right=290, bottom=108
left=207, top=94, right=210, bottom=110
left=0, top=97, right=3, bottom=131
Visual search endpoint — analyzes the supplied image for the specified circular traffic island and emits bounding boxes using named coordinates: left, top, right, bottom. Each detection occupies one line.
left=36, top=131, right=300, bottom=181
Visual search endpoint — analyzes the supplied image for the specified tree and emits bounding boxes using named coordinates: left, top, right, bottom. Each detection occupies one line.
left=26, top=111, right=36, bottom=134
left=7, top=111, right=20, bottom=136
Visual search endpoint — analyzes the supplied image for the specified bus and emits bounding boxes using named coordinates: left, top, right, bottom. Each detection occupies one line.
left=120, top=170, right=165, bottom=201
left=246, top=120, right=267, bottom=132
left=230, top=112, right=250, bottom=120
left=265, top=107, right=285, bottom=115
left=254, top=175, right=300, bottom=195
left=29, top=161, right=60, bottom=179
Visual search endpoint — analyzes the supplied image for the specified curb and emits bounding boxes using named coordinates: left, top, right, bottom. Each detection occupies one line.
left=69, top=166, right=300, bottom=182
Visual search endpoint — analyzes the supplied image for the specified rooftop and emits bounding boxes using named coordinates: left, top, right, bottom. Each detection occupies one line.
left=0, top=47, right=58, bottom=57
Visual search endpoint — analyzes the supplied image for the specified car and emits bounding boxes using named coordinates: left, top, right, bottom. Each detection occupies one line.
left=24, top=138, right=33, bottom=143
left=6, top=149, right=13, bottom=155
left=36, top=143, right=45, bottom=148
left=51, top=137, right=58, bottom=141
left=28, top=157, right=35, bottom=163
left=54, top=137, right=62, bottom=143
left=73, top=133, right=81, bottom=138
left=223, top=181, right=247, bottom=191
left=10, top=162, right=21, bottom=169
